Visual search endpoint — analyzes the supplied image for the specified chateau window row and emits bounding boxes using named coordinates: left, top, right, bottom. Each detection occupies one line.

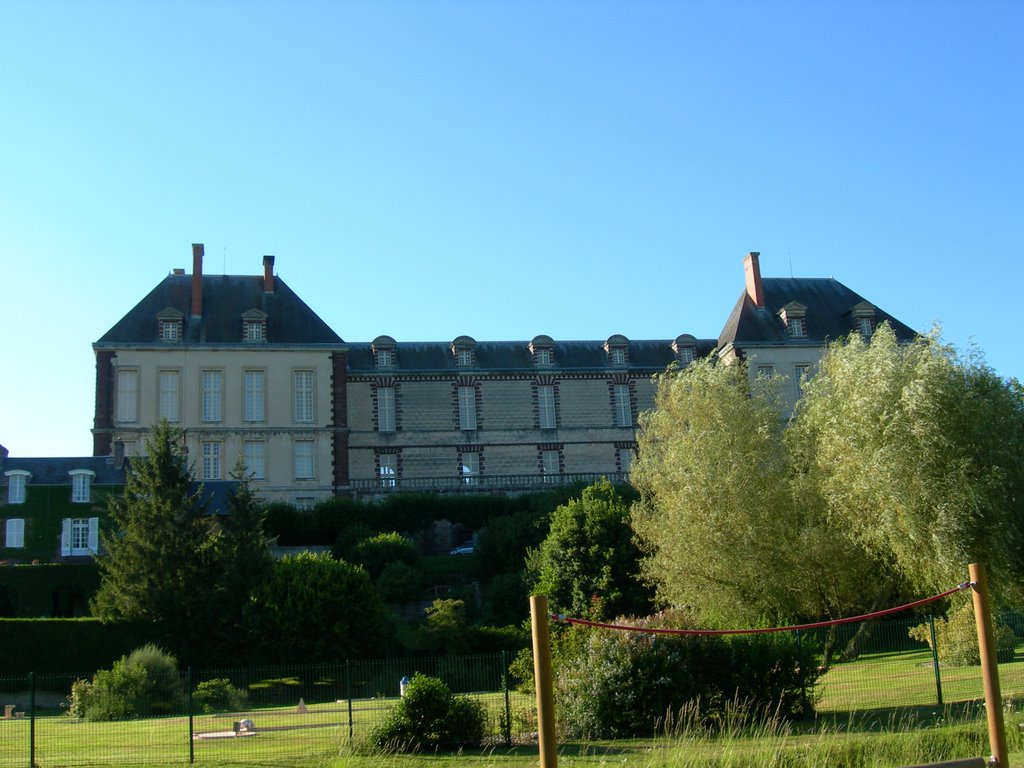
left=374, top=446, right=635, bottom=487
left=755, top=363, right=814, bottom=399
left=2, top=516, right=99, bottom=554
left=116, top=369, right=317, bottom=425
left=373, top=381, right=636, bottom=432
left=4, top=470, right=94, bottom=505
left=197, top=438, right=319, bottom=482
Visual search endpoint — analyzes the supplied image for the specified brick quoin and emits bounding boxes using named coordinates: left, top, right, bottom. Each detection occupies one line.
left=92, top=350, right=116, bottom=456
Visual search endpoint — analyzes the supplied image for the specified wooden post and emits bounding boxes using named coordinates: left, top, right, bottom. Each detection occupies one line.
left=530, top=595, right=558, bottom=768
left=969, top=563, right=1009, bottom=766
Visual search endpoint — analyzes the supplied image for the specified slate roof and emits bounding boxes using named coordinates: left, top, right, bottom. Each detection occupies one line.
left=0, top=455, right=238, bottom=514
left=0, top=456, right=128, bottom=486
left=717, top=277, right=918, bottom=348
left=95, top=274, right=343, bottom=347
left=345, top=338, right=720, bottom=373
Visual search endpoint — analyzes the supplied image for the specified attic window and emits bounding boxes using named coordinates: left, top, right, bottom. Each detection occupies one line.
left=851, top=302, right=877, bottom=339
left=157, top=308, right=184, bottom=342
left=5, top=471, right=30, bottom=505
left=242, top=309, right=268, bottom=343
left=778, top=302, right=808, bottom=339
left=451, top=336, right=477, bottom=367
left=70, top=470, right=95, bottom=503
left=672, top=334, right=698, bottom=366
left=605, top=335, right=629, bottom=366
left=372, top=336, right=397, bottom=368
left=529, top=335, right=555, bottom=367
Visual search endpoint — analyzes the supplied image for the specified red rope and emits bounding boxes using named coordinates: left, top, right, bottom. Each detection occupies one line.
left=551, top=582, right=973, bottom=636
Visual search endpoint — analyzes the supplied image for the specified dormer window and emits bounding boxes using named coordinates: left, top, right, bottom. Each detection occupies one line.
left=778, top=302, right=808, bottom=338
left=157, top=308, right=184, bottom=342
left=70, top=470, right=95, bottom=503
left=5, top=471, right=30, bottom=505
left=242, top=310, right=267, bottom=343
left=851, top=301, right=877, bottom=340
left=372, top=336, right=397, bottom=368
left=605, top=335, right=629, bottom=366
left=672, top=334, right=698, bottom=365
left=530, top=335, right=555, bottom=367
left=451, top=336, right=477, bottom=367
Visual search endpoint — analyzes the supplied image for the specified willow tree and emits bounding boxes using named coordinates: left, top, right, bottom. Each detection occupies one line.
left=789, top=325, right=1024, bottom=602
left=630, top=358, right=889, bottom=631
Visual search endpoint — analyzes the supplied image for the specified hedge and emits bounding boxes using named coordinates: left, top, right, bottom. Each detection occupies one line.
left=0, top=618, right=151, bottom=675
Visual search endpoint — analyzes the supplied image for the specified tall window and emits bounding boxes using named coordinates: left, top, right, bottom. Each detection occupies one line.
left=116, top=369, right=138, bottom=423
left=794, top=364, right=811, bottom=399
left=458, top=386, right=477, bottom=431
left=858, top=317, right=874, bottom=338
left=613, top=384, right=632, bottom=427
left=70, top=471, right=93, bottom=503
left=201, top=371, right=222, bottom=422
left=461, top=452, right=480, bottom=485
left=158, top=370, right=180, bottom=422
left=787, top=316, right=806, bottom=337
left=243, top=441, right=266, bottom=480
left=537, top=385, right=557, bottom=429
left=5, top=472, right=28, bottom=505
left=5, top=518, right=25, bottom=548
left=294, top=371, right=314, bottom=423
left=377, top=387, right=396, bottom=432
left=618, top=447, right=635, bottom=474
left=202, top=441, right=221, bottom=480
left=376, top=349, right=394, bottom=368
left=294, top=441, right=314, bottom=480
left=379, top=454, right=397, bottom=488
left=678, top=347, right=695, bottom=365
left=71, top=518, right=89, bottom=552
left=757, top=365, right=775, bottom=379
left=244, top=370, right=266, bottom=422
left=541, top=449, right=560, bottom=481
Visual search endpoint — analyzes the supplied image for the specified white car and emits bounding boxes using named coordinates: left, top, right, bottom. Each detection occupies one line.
left=449, top=545, right=474, bottom=555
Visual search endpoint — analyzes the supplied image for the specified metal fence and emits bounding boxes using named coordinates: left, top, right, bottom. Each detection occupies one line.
left=0, top=652, right=534, bottom=767
left=2, top=612, right=1024, bottom=766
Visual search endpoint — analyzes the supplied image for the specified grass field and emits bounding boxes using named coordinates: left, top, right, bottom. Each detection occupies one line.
left=5, top=646, right=1024, bottom=767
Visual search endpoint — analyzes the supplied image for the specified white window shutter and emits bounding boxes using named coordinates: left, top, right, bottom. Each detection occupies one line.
left=5, top=518, right=25, bottom=548
left=87, top=517, right=99, bottom=554
left=61, top=518, right=72, bottom=556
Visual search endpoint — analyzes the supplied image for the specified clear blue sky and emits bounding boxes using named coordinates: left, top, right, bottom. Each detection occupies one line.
left=2, top=0, right=1021, bottom=458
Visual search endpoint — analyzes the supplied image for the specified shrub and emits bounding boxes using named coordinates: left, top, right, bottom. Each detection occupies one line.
left=348, top=532, right=419, bottom=580
left=909, top=603, right=1017, bottom=666
left=66, top=645, right=182, bottom=721
left=367, top=674, right=487, bottom=751
left=376, top=560, right=422, bottom=604
left=193, top=678, right=248, bottom=713
left=554, top=611, right=817, bottom=739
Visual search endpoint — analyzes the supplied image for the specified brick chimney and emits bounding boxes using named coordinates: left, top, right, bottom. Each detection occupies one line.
left=263, top=255, right=275, bottom=293
left=743, top=251, right=764, bottom=307
left=191, top=243, right=204, bottom=317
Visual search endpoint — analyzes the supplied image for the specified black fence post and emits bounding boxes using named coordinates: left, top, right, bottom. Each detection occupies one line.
left=929, top=614, right=944, bottom=706
left=345, top=659, right=353, bottom=745
left=29, top=671, right=35, bottom=768
left=501, top=650, right=512, bottom=747
left=187, top=667, right=194, bottom=764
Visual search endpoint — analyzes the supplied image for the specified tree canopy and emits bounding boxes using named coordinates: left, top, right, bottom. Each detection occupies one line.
left=92, top=422, right=271, bottom=664
left=631, top=325, right=1024, bottom=629
left=789, top=325, right=1024, bottom=601
left=526, top=479, right=652, bottom=621
left=630, top=358, right=889, bottom=629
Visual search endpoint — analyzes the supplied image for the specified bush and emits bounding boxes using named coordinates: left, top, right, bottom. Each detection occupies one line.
left=910, top=603, right=1017, bottom=666
left=349, top=532, right=418, bottom=579
left=193, top=678, right=248, bottom=713
left=125, top=644, right=184, bottom=714
left=554, top=611, right=817, bottom=739
left=66, top=645, right=182, bottom=721
left=367, top=674, right=487, bottom=751
left=376, top=561, right=422, bottom=605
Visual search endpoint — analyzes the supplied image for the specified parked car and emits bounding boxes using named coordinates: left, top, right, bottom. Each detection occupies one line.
left=449, top=545, right=474, bottom=555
